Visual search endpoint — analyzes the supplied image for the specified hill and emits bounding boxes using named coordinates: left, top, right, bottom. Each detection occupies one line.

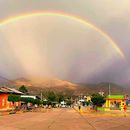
left=12, top=78, right=130, bottom=96
left=12, top=78, right=83, bottom=95
left=0, top=76, right=130, bottom=96
left=0, top=76, right=13, bottom=86
left=79, top=82, right=130, bottom=95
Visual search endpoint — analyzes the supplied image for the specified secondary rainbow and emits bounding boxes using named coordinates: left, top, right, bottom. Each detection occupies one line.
left=0, top=12, right=125, bottom=58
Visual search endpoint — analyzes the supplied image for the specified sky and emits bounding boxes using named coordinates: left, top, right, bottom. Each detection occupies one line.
left=0, top=0, right=130, bottom=85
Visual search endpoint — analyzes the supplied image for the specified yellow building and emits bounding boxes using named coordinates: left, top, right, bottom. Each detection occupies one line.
left=84, top=96, right=91, bottom=102
left=105, top=95, right=127, bottom=111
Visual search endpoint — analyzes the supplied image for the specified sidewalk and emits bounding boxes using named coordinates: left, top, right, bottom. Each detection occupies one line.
left=74, top=106, right=130, bottom=117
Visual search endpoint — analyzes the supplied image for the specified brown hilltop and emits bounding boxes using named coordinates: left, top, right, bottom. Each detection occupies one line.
left=0, top=76, right=130, bottom=96
left=13, top=78, right=130, bottom=96
left=13, top=78, right=78, bottom=90
left=12, top=78, right=84, bottom=95
left=13, top=78, right=33, bottom=87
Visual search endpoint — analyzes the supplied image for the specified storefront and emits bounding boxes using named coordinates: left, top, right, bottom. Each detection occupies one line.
left=105, top=95, right=127, bottom=111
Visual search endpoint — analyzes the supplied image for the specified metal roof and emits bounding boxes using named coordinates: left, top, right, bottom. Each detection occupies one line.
left=0, top=87, right=24, bottom=95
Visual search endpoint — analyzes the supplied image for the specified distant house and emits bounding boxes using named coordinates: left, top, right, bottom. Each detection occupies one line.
left=0, top=87, right=23, bottom=111
left=84, top=96, right=91, bottom=102
left=60, top=101, right=66, bottom=108
left=98, top=91, right=104, bottom=96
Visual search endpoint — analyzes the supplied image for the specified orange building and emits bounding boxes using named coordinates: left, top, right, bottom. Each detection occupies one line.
left=0, top=87, right=23, bottom=111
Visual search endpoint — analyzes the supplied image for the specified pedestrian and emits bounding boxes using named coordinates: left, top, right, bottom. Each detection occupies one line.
left=78, top=105, right=81, bottom=111
left=123, top=105, right=127, bottom=117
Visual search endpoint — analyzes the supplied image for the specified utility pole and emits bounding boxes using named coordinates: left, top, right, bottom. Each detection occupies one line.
left=41, top=91, right=43, bottom=101
left=109, top=83, right=111, bottom=95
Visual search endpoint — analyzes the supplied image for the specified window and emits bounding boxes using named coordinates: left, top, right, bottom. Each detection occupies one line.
left=2, top=99, right=5, bottom=106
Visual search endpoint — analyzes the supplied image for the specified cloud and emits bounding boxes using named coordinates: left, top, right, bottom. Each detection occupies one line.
left=0, top=0, right=129, bottom=85
left=0, top=15, right=120, bottom=81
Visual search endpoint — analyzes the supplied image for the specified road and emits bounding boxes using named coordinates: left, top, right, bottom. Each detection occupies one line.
left=0, top=108, right=130, bottom=130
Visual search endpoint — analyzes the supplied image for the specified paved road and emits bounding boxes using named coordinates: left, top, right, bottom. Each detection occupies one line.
left=0, top=108, right=130, bottom=130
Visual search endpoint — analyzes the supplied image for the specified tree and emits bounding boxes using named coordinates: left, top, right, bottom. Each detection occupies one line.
left=56, top=92, right=65, bottom=103
left=85, top=101, right=91, bottom=106
left=91, top=93, right=105, bottom=109
left=19, top=85, right=28, bottom=94
left=20, top=97, right=35, bottom=104
left=34, top=99, right=41, bottom=105
left=66, top=100, right=72, bottom=106
left=43, top=100, right=48, bottom=105
left=47, top=91, right=57, bottom=102
left=8, top=94, right=21, bottom=104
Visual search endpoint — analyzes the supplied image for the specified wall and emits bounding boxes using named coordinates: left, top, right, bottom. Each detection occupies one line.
left=0, top=93, right=21, bottom=110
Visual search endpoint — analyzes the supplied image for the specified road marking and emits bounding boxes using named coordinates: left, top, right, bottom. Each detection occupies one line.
left=73, top=108, right=97, bottom=130
left=45, top=109, right=65, bottom=130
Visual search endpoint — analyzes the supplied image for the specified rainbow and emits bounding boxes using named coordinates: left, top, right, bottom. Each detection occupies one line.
left=0, top=12, right=125, bottom=58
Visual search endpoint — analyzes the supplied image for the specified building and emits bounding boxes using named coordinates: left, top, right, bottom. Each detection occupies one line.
left=105, top=95, right=127, bottom=111
left=0, top=87, right=23, bottom=111
left=98, top=91, right=104, bottom=96
left=60, top=101, right=67, bottom=108
left=84, top=96, right=91, bottom=102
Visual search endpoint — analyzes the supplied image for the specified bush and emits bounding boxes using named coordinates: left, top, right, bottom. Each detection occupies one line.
left=91, top=93, right=105, bottom=109
left=8, top=94, right=21, bottom=103
left=85, top=101, right=91, bottom=106
left=66, top=100, right=72, bottom=106
left=20, top=97, right=41, bottom=105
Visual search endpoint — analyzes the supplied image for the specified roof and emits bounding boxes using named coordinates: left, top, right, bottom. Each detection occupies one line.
left=21, top=95, right=38, bottom=99
left=0, top=87, right=24, bottom=95
left=106, top=95, right=125, bottom=99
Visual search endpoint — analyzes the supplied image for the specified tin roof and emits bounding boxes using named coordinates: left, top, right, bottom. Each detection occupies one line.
left=21, top=95, right=37, bottom=99
left=0, top=87, right=23, bottom=95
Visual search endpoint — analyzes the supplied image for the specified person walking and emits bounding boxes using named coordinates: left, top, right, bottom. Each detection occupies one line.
left=78, top=105, right=81, bottom=111
left=123, top=105, right=127, bottom=117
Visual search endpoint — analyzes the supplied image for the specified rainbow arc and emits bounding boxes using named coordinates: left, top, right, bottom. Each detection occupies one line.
left=0, top=12, right=125, bottom=58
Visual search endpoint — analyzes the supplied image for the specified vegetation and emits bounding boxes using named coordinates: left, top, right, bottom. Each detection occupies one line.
left=85, top=100, right=91, bottom=106
left=41, top=90, right=74, bottom=107
left=47, top=91, right=57, bottom=102
left=8, top=90, right=74, bottom=108
left=8, top=94, right=41, bottom=105
left=43, top=100, right=48, bottom=105
left=91, top=93, right=105, bottom=109
left=56, top=92, right=65, bottom=103
left=66, top=100, right=72, bottom=106
left=19, top=85, right=28, bottom=94
left=8, top=90, right=106, bottom=109
left=20, top=97, right=35, bottom=104
left=8, top=94, right=21, bottom=104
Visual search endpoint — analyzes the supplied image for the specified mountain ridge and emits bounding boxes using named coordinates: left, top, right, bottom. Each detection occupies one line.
left=0, top=76, right=130, bottom=96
